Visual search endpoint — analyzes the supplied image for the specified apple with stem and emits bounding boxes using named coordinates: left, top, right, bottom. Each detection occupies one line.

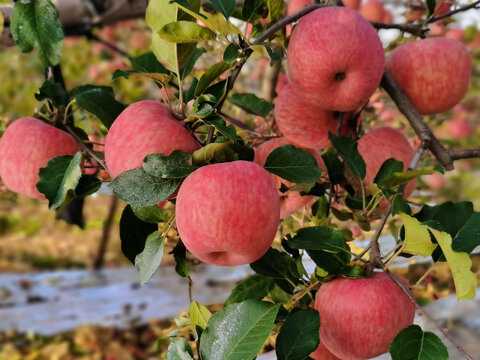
left=175, top=161, right=280, bottom=266
left=315, top=272, right=415, bottom=360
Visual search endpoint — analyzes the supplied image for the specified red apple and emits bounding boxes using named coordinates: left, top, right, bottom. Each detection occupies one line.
left=357, top=127, right=416, bottom=199
left=447, top=118, right=474, bottom=138
left=254, top=137, right=324, bottom=219
left=175, top=161, right=280, bottom=266
left=315, top=272, right=415, bottom=360
left=287, top=6, right=385, bottom=111
left=342, top=0, right=361, bottom=10
left=310, top=342, right=341, bottom=360
left=405, top=3, right=425, bottom=22
left=386, top=37, right=472, bottom=115
left=446, top=27, right=465, bottom=42
left=383, top=10, right=393, bottom=24
left=0, top=117, right=79, bottom=199
left=104, top=100, right=199, bottom=177
left=287, top=0, right=314, bottom=16
left=274, top=84, right=351, bottom=150
left=359, top=0, right=385, bottom=22
left=423, top=172, right=446, bottom=190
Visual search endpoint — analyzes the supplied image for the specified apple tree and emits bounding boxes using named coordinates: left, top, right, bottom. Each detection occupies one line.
left=1, top=0, right=480, bottom=359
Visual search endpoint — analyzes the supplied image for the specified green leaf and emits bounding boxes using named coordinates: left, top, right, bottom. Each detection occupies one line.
left=199, top=300, right=280, bottom=360
left=147, top=0, right=200, bottom=71
left=172, top=240, right=190, bottom=277
left=195, top=61, right=233, bottom=96
left=307, top=244, right=351, bottom=275
left=192, top=141, right=232, bottom=165
left=426, top=0, right=436, bottom=16
left=190, top=301, right=212, bottom=330
left=242, top=0, right=265, bottom=22
left=169, top=0, right=207, bottom=19
left=392, top=194, right=411, bottom=216
left=223, top=43, right=240, bottom=64
left=250, top=248, right=300, bottom=284
left=203, top=116, right=240, bottom=141
left=263, top=43, right=284, bottom=66
left=266, top=0, right=286, bottom=22
left=374, top=158, right=403, bottom=187
left=109, top=168, right=181, bottom=207
left=135, top=231, right=165, bottom=284
left=159, top=21, right=216, bottom=43
left=399, top=213, right=437, bottom=257
left=180, top=47, right=206, bottom=79
left=75, top=175, right=101, bottom=197
left=452, top=212, right=480, bottom=254
left=276, top=310, right=320, bottom=360
left=72, top=85, right=126, bottom=129
left=167, top=337, right=194, bottom=360
left=35, top=79, right=68, bottom=107
left=10, top=0, right=64, bottom=66
left=428, top=227, right=476, bottom=300
left=390, top=325, right=448, bottom=360
left=185, top=78, right=199, bottom=103
left=204, top=80, right=228, bottom=103
left=229, top=93, right=273, bottom=117
left=288, top=227, right=346, bottom=253
left=420, top=201, right=474, bottom=239
left=382, top=169, right=436, bottom=189
left=264, top=145, right=322, bottom=184
left=37, top=152, right=83, bottom=210
left=120, top=205, right=158, bottom=264
left=131, top=204, right=167, bottom=224
left=321, top=149, right=346, bottom=186
left=329, top=133, right=366, bottom=180
left=112, top=52, right=171, bottom=81
left=225, top=275, right=275, bottom=307
left=143, top=151, right=195, bottom=178
left=209, top=0, right=236, bottom=19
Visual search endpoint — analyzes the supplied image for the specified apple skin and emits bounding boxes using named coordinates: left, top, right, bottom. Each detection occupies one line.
left=358, top=127, right=416, bottom=199
left=359, top=0, right=385, bottom=22
left=104, top=100, right=199, bottom=177
left=447, top=118, right=473, bottom=139
left=0, top=117, right=79, bottom=199
left=423, top=172, right=445, bottom=190
left=254, top=137, right=324, bottom=219
left=315, top=272, right=415, bottom=360
left=287, top=0, right=313, bottom=16
left=175, top=161, right=280, bottom=266
left=287, top=6, right=385, bottom=111
left=310, top=342, right=341, bottom=360
left=274, top=84, right=351, bottom=150
left=386, top=37, right=472, bottom=115
left=342, top=0, right=361, bottom=10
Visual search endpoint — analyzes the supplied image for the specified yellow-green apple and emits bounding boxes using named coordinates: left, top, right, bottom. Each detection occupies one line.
left=175, top=161, right=280, bottom=266
left=315, top=272, right=415, bottom=360
left=0, top=117, right=79, bottom=199
left=105, top=100, right=199, bottom=177
left=287, top=6, right=385, bottom=111
left=386, top=37, right=472, bottom=115
left=274, top=84, right=351, bottom=150
left=254, top=137, right=325, bottom=219
left=357, top=127, right=416, bottom=199
left=310, top=342, right=341, bottom=360
left=359, top=0, right=385, bottom=22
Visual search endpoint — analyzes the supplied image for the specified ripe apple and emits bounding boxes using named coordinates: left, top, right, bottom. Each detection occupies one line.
left=274, top=84, right=351, bottom=150
left=386, top=37, right=472, bottom=115
left=175, top=161, right=280, bottom=266
left=446, top=27, right=465, bottom=42
left=383, top=10, right=393, bottom=24
left=359, top=0, right=385, bottom=22
left=287, top=0, right=313, bottom=16
left=0, top=117, right=79, bottom=199
left=404, top=3, right=425, bottom=22
left=254, top=137, right=324, bottom=219
left=447, top=117, right=473, bottom=138
left=357, top=127, right=416, bottom=199
left=310, top=342, right=341, bottom=360
left=315, top=272, right=415, bottom=360
left=423, top=172, right=446, bottom=190
left=287, top=6, right=385, bottom=111
left=104, top=100, right=199, bottom=177
left=342, top=0, right=361, bottom=10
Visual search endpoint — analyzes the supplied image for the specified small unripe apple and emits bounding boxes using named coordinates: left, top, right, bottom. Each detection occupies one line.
left=0, top=117, right=79, bottom=199
left=175, top=161, right=280, bottom=266
left=315, top=272, right=415, bottom=360
left=386, top=37, right=472, bottom=115
left=274, top=84, right=351, bottom=150
left=357, top=127, right=416, bottom=199
left=254, top=137, right=324, bottom=219
left=287, top=6, right=385, bottom=111
left=105, top=100, right=199, bottom=177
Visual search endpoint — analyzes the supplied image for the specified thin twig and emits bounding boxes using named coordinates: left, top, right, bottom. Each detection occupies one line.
left=449, top=148, right=480, bottom=160
left=370, top=22, right=427, bottom=37
left=428, top=0, right=480, bottom=24
left=87, top=33, right=131, bottom=57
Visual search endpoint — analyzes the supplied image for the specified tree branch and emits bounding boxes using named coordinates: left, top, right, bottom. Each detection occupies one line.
left=449, top=148, right=480, bottom=161
left=428, top=0, right=480, bottom=24
left=370, top=22, right=427, bottom=37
